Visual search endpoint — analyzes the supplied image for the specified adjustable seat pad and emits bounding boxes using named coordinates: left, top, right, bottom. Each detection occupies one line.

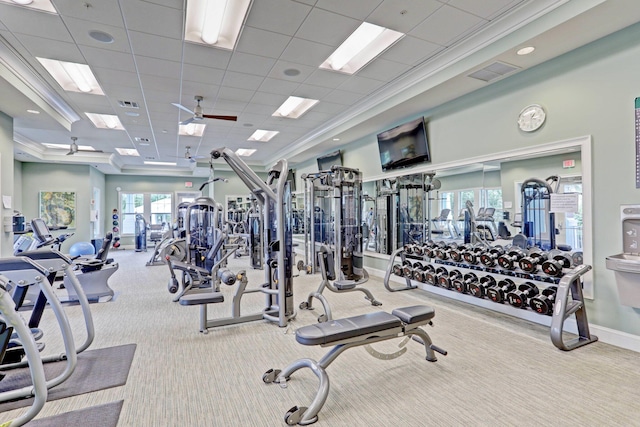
left=296, top=311, right=402, bottom=346
left=179, top=292, right=224, bottom=306
left=391, top=305, right=435, bottom=324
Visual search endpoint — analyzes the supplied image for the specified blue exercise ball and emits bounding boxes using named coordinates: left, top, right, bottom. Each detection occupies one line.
left=69, top=241, right=95, bottom=257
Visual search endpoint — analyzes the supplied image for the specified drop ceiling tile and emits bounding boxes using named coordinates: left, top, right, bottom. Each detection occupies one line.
left=323, top=89, right=364, bottom=105
left=54, top=0, right=124, bottom=27
left=368, top=0, right=443, bottom=33
left=182, top=63, right=225, bottom=85
left=292, top=84, right=331, bottom=100
left=280, top=37, right=335, bottom=67
left=64, top=17, right=131, bottom=54
left=448, top=0, right=523, bottom=20
left=218, top=86, right=256, bottom=103
left=357, top=57, right=412, bottom=82
left=245, top=0, right=312, bottom=36
left=128, top=31, right=183, bottom=62
left=295, top=8, right=359, bottom=46
left=212, top=99, right=248, bottom=114
left=183, top=42, right=232, bottom=69
left=81, top=47, right=136, bottom=73
left=314, top=0, right=381, bottom=20
left=312, top=101, right=347, bottom=114
left=258, top=77, right=300, bottom=96
left=222, top=71, right=265, bottom=91
left=0, top=5, right=71, bottom=41
left=380, top=35, right=443, bottom=66
left=409, top=4, right=486, bottom=46
left=337, top=75, right=385, bottom=95
left=304, top=68, right=350, bottom=89
left=15, top=35, right=83, bottom=62
left=236, top=26, right=292, bottom=59
left=92, top=68, right=140, bottom=89
left=120, top=0, right=182, bottom=39
left=135, top=57, right=181, bottom=78
left=227, top=52, right=277, bottom=77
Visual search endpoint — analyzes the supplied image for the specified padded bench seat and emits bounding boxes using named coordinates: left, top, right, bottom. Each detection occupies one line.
left=295, top=305, right=435, bottom=346
left=179, top=292, right=224, bottom=306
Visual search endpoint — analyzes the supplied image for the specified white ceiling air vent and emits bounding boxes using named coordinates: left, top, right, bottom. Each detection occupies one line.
left=467, top=61, right=521, bottom=82
left=118, top=100, right=139, bottom=108
left=134, top=137, right=149, bottom=142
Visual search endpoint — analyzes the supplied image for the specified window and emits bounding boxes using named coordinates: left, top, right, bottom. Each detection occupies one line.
left=458, top=190, right=475, bottom=215
left=439, top=192, right=454, bottom=213
left=120, top=192, right=172, bottom=235
left=480, top=188, right=503, bottom=222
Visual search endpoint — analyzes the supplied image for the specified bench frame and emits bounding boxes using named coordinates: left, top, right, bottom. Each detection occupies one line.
left=263, top=306, right=444, bottom=425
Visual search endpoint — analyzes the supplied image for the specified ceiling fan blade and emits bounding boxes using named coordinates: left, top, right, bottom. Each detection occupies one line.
left=180, top=117, right=195, bottom=125
left=202, top=114, right=238, bottom=121
left=172, top=103, right=194, bottom=114
left=78, top=149, right=104, bottom=153
left=66, top=151, right=74, bottom=156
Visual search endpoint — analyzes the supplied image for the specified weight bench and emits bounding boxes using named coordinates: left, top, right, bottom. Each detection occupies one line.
left=263, top=305, right=446, bottom=425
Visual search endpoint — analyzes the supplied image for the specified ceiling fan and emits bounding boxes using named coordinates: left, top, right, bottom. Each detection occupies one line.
left=66, top=136, right=103, bottom=156
left=182, top=146, right=208, bottom=163
left=172, top=95, right=237, bottom=125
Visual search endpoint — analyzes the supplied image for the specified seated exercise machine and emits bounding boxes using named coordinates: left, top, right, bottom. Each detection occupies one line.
left=300, top=167, right=381, bottom=321
left=147, top=202, right=189, bottom=266
left=177, top=147, right=296, bottom=331
left=263, top=305, right=447, bottom=425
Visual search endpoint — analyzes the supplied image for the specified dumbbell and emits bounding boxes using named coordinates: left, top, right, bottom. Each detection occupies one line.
left=529, top=286, right=558, bottom=315
left=402, top=260, right=414, bottom=278
left=413, top=244, right=425, bottom=256
left=541, top=252, right=572, bottom=277
left=411, top=263, right=428, bottom=282
left=438, top=269, right=462, bottom=290
left=392, top=263, right=403, bottom=276
left=433, top=267, right=449, bottom=285
left=497, top=248, right=526, bottom=270
left=434, top=243, right=458, bottom=260
left=506, top=282, right=539, bottom=309
left=403, top=244, right=416, bottom=255
left=462, top=245, right=484, bottom=265
left=452, top=272, right=478, bottom=294
left=425, top=266, right=444, bottom=286
left=449, top=244, right=467, bottom=262
left=486, top=278, right=517, bottom=303
left=518, top=247, right=548, bottom=273
left=424, top=241, right=444, bottom=259
left=468, top=275, right=496, bottom=298
left=571, top=251, right=584, bottom=266
left=479, top=246, right=505, bottom=267
left=418, top=264, right=435, bottom=283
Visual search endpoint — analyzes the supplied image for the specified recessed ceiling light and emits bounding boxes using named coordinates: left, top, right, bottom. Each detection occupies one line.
left=235, top=148, right=256, bottom=156
left=43, top=142, right=96, bottom=151
left=27, top=109, right=40, bottom=114
left=179, top=123, right=206, bottom=137
left=144, top=161, right=176, bottom=166
left=85, top=113, right=124, bottom=130
left=517, top=46, right=535, bottom=55
left=272, top=96, right=318, bottom=119
left=115, top=148, right=140, bottom=156
left=89, top=30, right=114, bottom=43
left=0, top=0, right=56, bottom=13
left=248, top=129, right=279, bottom=142
left=125, top=111, right=140, bottom=117
left=332, top=138, right=340, bottom=141
left=37, top=58, right=104, bottom=94
left=320, top=22, right=404, bottom=75
left=184, top=0, right=251, bottom=50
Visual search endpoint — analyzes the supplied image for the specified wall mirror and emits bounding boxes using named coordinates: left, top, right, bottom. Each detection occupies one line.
left=362, top=135, right=592, bottom=298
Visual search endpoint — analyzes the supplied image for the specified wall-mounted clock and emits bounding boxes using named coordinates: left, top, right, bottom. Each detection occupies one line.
left=517, top=104, right=546, bottom=132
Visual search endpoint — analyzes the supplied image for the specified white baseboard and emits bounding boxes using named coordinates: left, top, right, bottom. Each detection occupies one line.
left=367, top=267, right=640, bottom=353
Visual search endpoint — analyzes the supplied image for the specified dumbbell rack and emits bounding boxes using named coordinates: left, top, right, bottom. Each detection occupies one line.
left=384, top=246, right=597, bottom=351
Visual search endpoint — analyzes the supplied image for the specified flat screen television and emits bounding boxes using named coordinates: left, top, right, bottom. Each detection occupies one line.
left=317, top=150, right=342, bottom=171
left=377, top=117, right=430, bottom=171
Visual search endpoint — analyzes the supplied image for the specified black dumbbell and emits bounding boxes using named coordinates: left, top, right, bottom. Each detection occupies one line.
left=541, top=253, right=572, bottom=277
left=392, top=263, right=403, bottom=276
left=479, top=246, right=505, bottom=267
left=433, top=267, right=449, bottom=285
left=435, top=243, right=458, bottom=260
left=452, top=272, right=478, bottom=294
left=412, top=263, right=427, bottom=282
left=449, top=244, right=467, bottom=262
left=462, top=246, right=484, bottom=265
left=424, top=242, right=443, bottom=259
left=413, top=245, right=425, bottom=256
left=403, top=244, right=416, bottom=255
left=497, top=248, right=526, bottom=270
left=402, top=260, right=414, bottom=278
left=424, top=265, right=438, bottom=285
left=487, top=278, right=517, bottom=303
left=571, top=251, right=584, bottom=266
left=506, top=282, right=539, bottom=309
left=438, top=269, right=462, bottom=290
left=468, top=275, right=496, bottom=298
left=518, top=248, right=548, bottom=273
left=529, top=286, right=558, bottom=315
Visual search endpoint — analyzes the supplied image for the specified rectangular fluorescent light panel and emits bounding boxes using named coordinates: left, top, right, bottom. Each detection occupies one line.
left=272, top=96, right=319, bottom=119
left=43, top=142, right=96, bottom=151
left=0, top=0, right=57, bottom=13
left=235, top=148, right=256, bottom=156
left=248, top=129, right=279, bottom=142
left=115, top=148, right=140, bottom=156
left=184, top=0, right=251, bottom=50
left=37, top=58, right=104, bottom=94
left=144, top=161, right=176, bottom=166
left=179, top=123, right=206, bottom=137
left=85, top=113, right=124, bottom=130
left=320, top=22, right=404, bottom=75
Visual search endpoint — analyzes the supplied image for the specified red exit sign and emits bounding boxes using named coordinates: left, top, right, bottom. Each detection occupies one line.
left=562, top=159, right=575, bottom=168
